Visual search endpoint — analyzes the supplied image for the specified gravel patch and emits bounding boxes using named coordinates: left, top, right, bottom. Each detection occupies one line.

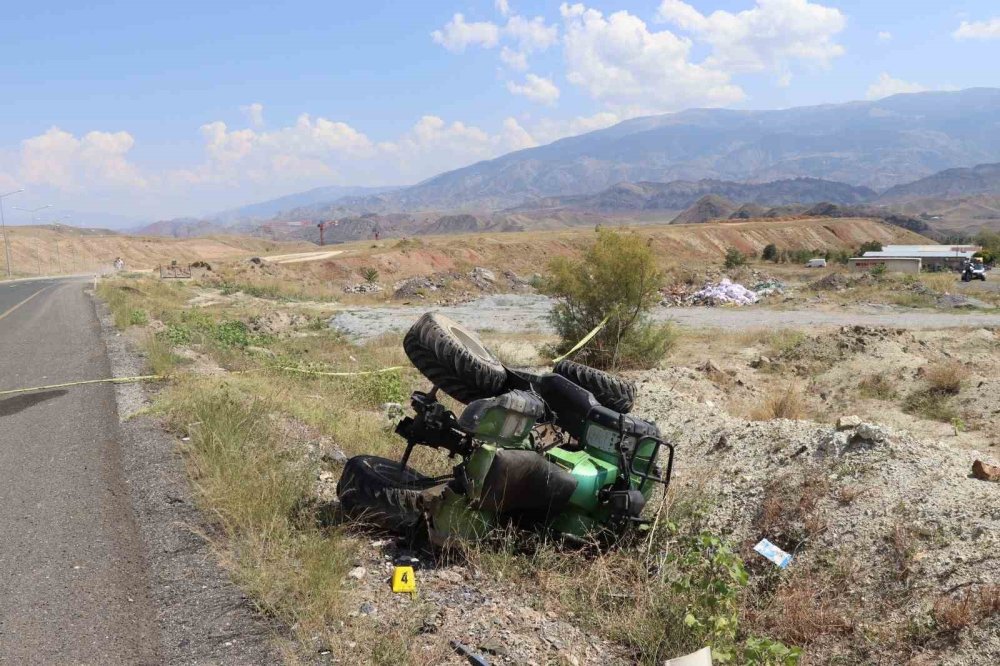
left=330, top=295, right=1000, bottom=341
left=94, top=290, right=280, bottom=664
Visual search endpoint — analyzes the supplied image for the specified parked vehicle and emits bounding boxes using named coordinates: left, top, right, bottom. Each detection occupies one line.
left=337, top=313, right=673, bottom=545
left=962, top=259, right=987, bottom=282
left=806, top=258, right=827, bottom=268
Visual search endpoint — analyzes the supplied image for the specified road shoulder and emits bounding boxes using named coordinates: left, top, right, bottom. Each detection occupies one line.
left=92, top=286, right=281, bottom=664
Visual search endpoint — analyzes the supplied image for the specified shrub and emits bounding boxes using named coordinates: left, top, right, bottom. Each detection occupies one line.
left=215, top=320, right=252, bottom=348
left=762, top=244, right=778, bottom=262
left=751, top=386, right=808, bottom=421
left=129, top=309, right=149, bottom=326
left=858, top=374, right=897, bottom=400
left=361, top=267, right=379, bottom=284
left=858, top=241, right=883, bottom=254
left=923, top=361, right=968, bottom=394
left=724, top=248, right=747, bottom=268
left=544, top=229, right=675, bottom=370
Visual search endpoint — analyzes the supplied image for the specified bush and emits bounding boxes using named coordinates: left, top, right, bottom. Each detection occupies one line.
left=215, top=320, right=252, bottom=348
left=751, top=386, right=808, bottom=421
left=127, top=309, right=149, bottom=325
left=724, top=248, right=747, bottom=268
left=362, top=267, right=379, bottom=284
left=762, top=244, right=778, bottom=262
left=924, top=361, right=968, bottom=394
left=858, top=241, right=883, bottom=254
left=544, top=229, right=674, bottom=370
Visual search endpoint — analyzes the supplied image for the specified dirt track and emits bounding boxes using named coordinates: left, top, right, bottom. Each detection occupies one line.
left=330, top=295, right=1000, bottom=339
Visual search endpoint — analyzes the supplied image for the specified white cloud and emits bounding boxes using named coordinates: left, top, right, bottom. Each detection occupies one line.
left=500, top=46, right=529, bottom=70
left=19, top=127, right=146, bottom=191
left=877, top=31, right=892, bottom=42
left=866, top=73, right=927, bottom=100
left=501, top=117, right=537, bottom=150
left=559, top=3, right=743, bottom=112
left=504, top=15, right=559, bottom=52
left=656, top=0, right=846, bottom=74
left=528, top=111, right=621, bottom=144
left=431, top=13, right=500, bottom=52
left=240, top=102, right=265, bottom=128
left=507, top=74, right=561, bottom=105
left=495, top=0, right=511, bottom=17
left=953, top=17, right=1000, bottom=40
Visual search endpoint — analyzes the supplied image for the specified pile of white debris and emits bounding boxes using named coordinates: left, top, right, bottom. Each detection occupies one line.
left=691, top=278, right=759, bottom=306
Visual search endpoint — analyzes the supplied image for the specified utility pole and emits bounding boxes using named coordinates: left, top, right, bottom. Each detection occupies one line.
left=0, top=189, right=24, bottom=277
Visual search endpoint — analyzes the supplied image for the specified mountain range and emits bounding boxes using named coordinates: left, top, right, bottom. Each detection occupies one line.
left=138, top=88, right=1000, bottom=239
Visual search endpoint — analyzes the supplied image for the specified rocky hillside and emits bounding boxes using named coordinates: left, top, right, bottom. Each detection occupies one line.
left=525, top=177, right=876, bottom=213
left=670, top=195, right=738, bottom=224
left=327, top=88, right=1000, bottom=212
left=879, top=162, right=1000, bottom=203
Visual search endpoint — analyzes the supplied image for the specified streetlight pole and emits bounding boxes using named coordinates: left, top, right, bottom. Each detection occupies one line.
left=0, top=189, right=25, bottom=277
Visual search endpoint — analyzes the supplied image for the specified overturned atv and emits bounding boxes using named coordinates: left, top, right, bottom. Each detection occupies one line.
left=337, top=312, right=674, bottom=545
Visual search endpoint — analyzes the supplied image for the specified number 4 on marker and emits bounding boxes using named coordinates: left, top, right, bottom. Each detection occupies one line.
left=392, top=566, right=416, bottom=596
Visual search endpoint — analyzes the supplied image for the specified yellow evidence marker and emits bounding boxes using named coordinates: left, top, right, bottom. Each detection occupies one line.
left=391, top=566, right=417, bottom=597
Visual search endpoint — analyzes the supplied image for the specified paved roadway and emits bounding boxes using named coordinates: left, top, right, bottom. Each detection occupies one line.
left=0, top=278, right=159, bottom=664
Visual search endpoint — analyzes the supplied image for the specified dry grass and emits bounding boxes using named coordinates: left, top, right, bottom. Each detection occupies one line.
left=932, top=586, right=1000, bottom=635
left=754, top=576, right=855, bottom=646
left=750, top=385, right=809, bottom=421
left=858, top=373, right=898, bottom=400
left=922, top=360, right=969, bottom=395
left=755, top=471, right=830, bottom=553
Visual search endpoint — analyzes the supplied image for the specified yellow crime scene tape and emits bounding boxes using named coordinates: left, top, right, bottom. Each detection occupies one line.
left=550, top=314, right=610, bottom=363
left=0, top=314, right=611, bottom=398
left=0, top=366, right=408, bottom=398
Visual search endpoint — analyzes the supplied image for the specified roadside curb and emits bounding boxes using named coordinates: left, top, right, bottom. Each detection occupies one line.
left=92, top=289, right=281, bottom=664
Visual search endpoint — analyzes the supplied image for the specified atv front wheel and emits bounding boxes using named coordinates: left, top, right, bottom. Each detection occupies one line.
left=337, top=455, right=436, bottom=532
left=403, top=312, right=507, bottom=403
left=553, top=359, right=636, bottom=413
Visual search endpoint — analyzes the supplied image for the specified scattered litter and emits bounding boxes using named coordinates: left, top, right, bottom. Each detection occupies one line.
left=343, top=282, right=383, bottom=294
left=972, top=460, right=1000, bottom=482
left=691, top=279, right=759, bottom=306
left=666, top=646, right=713, bottom=666
left=752, top=279, right=786, bottom=297
left=347, top=566, right=366, bottom=580
left=450, top=640, right=491, bottom=666
left=754, top=538, right=792, bottom=568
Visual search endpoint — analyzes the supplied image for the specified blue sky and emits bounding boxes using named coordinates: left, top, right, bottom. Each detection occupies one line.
left=1, top=0, right=998, bottom=222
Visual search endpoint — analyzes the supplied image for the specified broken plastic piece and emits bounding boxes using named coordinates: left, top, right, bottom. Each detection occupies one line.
left=754, top=538, right=792, bottom=568
left=665, top=646, right=713, bottom=665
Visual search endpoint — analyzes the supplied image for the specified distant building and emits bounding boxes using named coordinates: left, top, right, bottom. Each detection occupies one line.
left=848, top=256, right=921, bottom=274
left=859, top=244, right=981, bottom=271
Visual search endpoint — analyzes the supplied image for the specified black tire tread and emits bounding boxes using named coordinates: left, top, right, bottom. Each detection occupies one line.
left=553, top=359, right=636, bottom=413
left=403, top=312, right=507, bottom=403
left=336, top=455, right=431, bottom=532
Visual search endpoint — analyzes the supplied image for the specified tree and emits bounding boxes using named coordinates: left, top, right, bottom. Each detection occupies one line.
left=544, top=229, right=675, bottom=370
left=858, top=241, right=883, bottom=254
left=762, top=243, right=778, bottom=262
left=724, top=248, right=747, bottom=268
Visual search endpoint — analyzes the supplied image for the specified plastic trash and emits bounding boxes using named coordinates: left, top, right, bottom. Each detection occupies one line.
left=692, top=278, right=759, bottom=306
left=754, top=538, right=792, bottom=568
left=666, top=646, right=713, bottom=665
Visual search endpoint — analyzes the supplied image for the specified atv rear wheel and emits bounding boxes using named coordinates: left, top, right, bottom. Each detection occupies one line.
left=403, top=312, right=507, bottom=403
left=337, top=455, right=436, bottom=532
left=553, top=359, right=636, bottom=413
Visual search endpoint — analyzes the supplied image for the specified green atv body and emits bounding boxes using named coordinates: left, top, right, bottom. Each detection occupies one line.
left=337, top=312, right=673, bottom=545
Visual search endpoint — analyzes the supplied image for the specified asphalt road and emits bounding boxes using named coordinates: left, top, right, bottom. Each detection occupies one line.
left=0, top=278, right=160, bottom=664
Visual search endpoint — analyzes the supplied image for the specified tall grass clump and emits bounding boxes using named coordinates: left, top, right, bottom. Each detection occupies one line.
left=163, top=382, right=355, bottom=634
left=544, top=229, right=676, bottom=370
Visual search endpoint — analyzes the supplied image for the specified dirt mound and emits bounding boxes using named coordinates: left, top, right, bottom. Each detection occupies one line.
left=671, top=194, right=738, bottom=224
left=633, top=371, right=1000, bottom=664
